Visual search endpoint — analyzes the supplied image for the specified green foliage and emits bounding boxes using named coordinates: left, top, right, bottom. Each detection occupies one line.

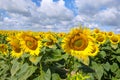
left=0, top=34, right=120, bottom=80
left=89, top=41, right=120, bottom=80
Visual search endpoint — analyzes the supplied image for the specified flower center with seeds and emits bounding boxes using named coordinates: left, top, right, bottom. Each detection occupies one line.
left=70, top=33, right=88, bottom=51
left=25, top=36, right=38, bottom=50
left=11, top=43, right=21, bottom=53
left=96, top=36, right=104, bottom=42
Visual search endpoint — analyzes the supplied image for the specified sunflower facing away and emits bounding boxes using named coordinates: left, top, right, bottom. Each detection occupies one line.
left=18, top=32, right=42, bottom=56
left=62, top=27, right=99, bottom=65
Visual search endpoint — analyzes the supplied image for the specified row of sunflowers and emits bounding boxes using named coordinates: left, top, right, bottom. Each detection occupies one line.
left=0, top=26, right=120, bottom=80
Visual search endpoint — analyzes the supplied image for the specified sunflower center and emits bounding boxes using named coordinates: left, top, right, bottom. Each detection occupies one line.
left=70, top=34, right=88, bottom=51
left=25, top=36, right=38, bottom=50
left=13, top=47, right=21, bottom=53
left=96, top=36, right=104, bottom=42
left=74, top=40, right=82, bottom=47
left=11, top=44, right=21, bottom=53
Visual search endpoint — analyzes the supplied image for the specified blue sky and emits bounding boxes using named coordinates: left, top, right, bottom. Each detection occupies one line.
left=0, top=0, right=120, bottom=33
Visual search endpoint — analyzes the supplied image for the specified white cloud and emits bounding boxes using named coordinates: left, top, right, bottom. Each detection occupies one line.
left=94, top=8, right=120, bottom=26
left=75, top=0, right=120, bottom=32
left=0, top=0, right=75, bottom=31
left=0, top=0, right=120, bottom=32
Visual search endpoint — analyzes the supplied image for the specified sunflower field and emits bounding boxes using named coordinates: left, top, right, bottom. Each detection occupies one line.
left=0, top=26, right=120, bottom=80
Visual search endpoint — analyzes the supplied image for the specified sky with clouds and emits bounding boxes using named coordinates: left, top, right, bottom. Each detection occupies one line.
left=0, top=0, right=120, bottom=33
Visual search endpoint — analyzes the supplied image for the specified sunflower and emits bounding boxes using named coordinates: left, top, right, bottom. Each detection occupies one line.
left=10, top=41, right=23, bottom=58
left=107, top=31, right=114, bottom=38
left=62, top=27, right=95, bottom=64
left=93, top=28, right=101, bottom=35
left=0, top=44, right=8, bottom=55
left=110, top=35, right=119, bottom=44
left=57, top=32, right=66, bottom=38
left=88, top=44, right=99, bottom=57
left=95, top=33, right=107, bottom=44
left=18, top=32, right=42, bottom=56
left=7, top=36, right=23, bottom=58
left=43, top=32, right=57, bottom=47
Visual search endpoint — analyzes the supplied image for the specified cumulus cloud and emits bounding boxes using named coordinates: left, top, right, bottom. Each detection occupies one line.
left=94, top=7, right=120, bottom=26
left=75, top=0, right=120, bottom=32
left=0, top=0, right=75, bottom=31
left=0, top=0, right=120, bottom=32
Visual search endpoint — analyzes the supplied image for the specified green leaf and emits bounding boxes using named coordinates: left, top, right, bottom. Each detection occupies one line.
left=111, top=44, right=118, bottom=49
left=92, top=62, right=104, bottom=80
left=101, top=46, right=111, bottom=50
left=102, top=62, right=110, bottom=71
left=111, top=77, right=119, bottom=80
left=116, top=56, right=120, bottom=63
left=99, top=51, right=106, bottom=58
left=44, top=49, right=63, bottom=62
left=29, top=56, right=42, bottom=65
left=44, top=69, right=51, bottom=80
left=52, top=73, right=61, bottom=80
left=18, top=66, right=37, bottom=80
left=38, top=69, right=51, bottom=80
left=33, top=76, right=41, bottom=80
left=110, top=63, right=119, bottom=72
left=96, top=65, right=104, bottom=80
left=11, top=60, right=20, bottom=76
left=16, top=63, right=29, bottom=76
left=116, top=48, right=120, bottom=54
left=115, top=69, right=120, bottom=78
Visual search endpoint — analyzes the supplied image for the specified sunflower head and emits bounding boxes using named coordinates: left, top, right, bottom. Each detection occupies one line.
left=107, top=31, right=114, bottom=38
left=10, top=41, right=21, bottom=53
left=110, top=35, right=119, bottom=44
left=89, top=44, right=99, bottom=57
left=96, top=33, right=106, bottom=44
left=19, top=32, right=42, bottom=56
left=7, top=35, right=23, bottom=58
left=24, top=35, right=38, bottom=50
left=57, top=32, right=66, bottom=38
left=0, top=44, right=8, bottom=55
left=62, top=27, right=94, bottom=62
left=69, top=33, right=89, bottom=51
left=43, top=32, right=57, bottom=47
left=93, top=28, right=100, bottom=34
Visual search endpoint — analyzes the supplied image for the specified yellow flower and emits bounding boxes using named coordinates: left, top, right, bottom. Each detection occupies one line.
left=117, top=34, right=120, bottom=42
left=107, top=31, right=114, bottom=38
left=10, top=42, right=23, bottom=58
left=57, top=32, right=66, bottom=38
left=0, top=44, right=8, bottom=55
left=18, top=32, right=42, bottom=56
left=110, top=35, right=119, bottom=44
left=88, top=44, right=99, bottom=57
left=43, top=32, right=57, bottom=47
left=96, top=33, right=106, bottom=44
left=93, top=28, right=101, bottom=34
left=7, top=36, right=23, bottom=58
left=62, top=27, right=95, bottom=64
